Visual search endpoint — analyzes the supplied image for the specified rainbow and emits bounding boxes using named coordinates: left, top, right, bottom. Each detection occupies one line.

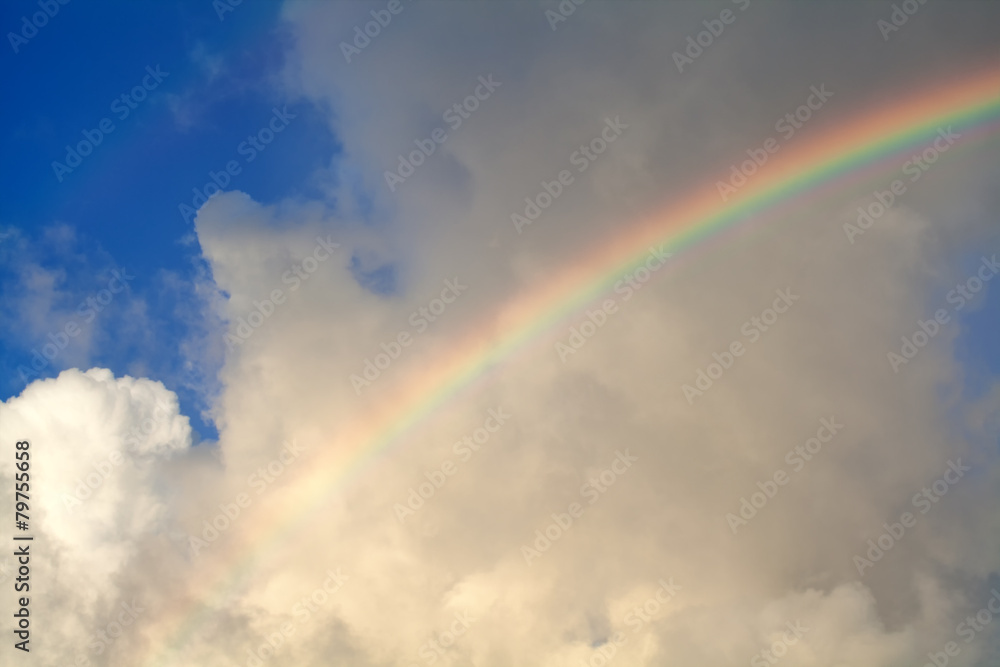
left=145, top=67, right=1000, bottom=664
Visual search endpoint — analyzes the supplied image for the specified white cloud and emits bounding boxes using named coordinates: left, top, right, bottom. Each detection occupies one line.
left=0, top=368, right=191, bottom=665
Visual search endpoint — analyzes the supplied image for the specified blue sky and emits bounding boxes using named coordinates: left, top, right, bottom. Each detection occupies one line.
left=0, top=0, right=340, bottom=440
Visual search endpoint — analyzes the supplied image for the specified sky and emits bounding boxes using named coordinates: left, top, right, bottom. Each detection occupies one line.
left=0, top=1, right=999, bottom=666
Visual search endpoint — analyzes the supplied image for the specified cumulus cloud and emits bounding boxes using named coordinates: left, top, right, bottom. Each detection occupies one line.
left=0, top=369, right=191, bottom=665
